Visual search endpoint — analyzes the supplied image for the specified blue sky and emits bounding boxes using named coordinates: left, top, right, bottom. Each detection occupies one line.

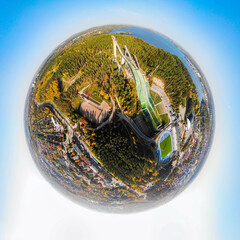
left=1, top=0, right=240, bottom=239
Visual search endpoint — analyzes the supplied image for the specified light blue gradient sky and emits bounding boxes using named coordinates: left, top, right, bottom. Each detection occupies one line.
left=1, top=1, right=240, bottom=239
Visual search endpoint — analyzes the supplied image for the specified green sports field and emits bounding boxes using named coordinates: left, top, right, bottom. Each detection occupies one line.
left=160, top=135, right=172, bottom=158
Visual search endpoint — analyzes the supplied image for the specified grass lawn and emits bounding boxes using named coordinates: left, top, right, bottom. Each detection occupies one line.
left=160, top=135, right=172, bottom=158
left=156, top=103, right=166, bottom=115
left=83, top=84, right=104, bottom=104
left=91, top=93, right=103, bottom=103
left=160, top=113, right=169, bottom=125
left=72, top=96, right=83, bottom=109
left=79, top=85, right=86, bottom=91
left=150, top=90, right=162, bottom=104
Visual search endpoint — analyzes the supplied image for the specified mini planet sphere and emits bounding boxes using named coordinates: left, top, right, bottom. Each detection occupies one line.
left=25, top=25, right=214, bottom=212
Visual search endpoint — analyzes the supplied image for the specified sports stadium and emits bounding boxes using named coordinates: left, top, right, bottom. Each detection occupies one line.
left=156, top=130, right=174, bottom=163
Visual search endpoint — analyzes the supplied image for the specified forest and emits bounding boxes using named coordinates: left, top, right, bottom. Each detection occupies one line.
left=90, top=117, right=156, bottom=185
left=114, top=34, right=199, bottom=113
left=31, top=32, right=201, bottom=184
left=33, top=33, right=199, bottom=118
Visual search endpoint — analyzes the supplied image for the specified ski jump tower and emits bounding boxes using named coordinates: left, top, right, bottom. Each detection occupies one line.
left=112, top=36, right=137, bottom=68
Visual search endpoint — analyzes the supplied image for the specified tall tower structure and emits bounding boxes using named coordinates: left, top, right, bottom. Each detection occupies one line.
left=113, top=40, right=117, bottom=58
